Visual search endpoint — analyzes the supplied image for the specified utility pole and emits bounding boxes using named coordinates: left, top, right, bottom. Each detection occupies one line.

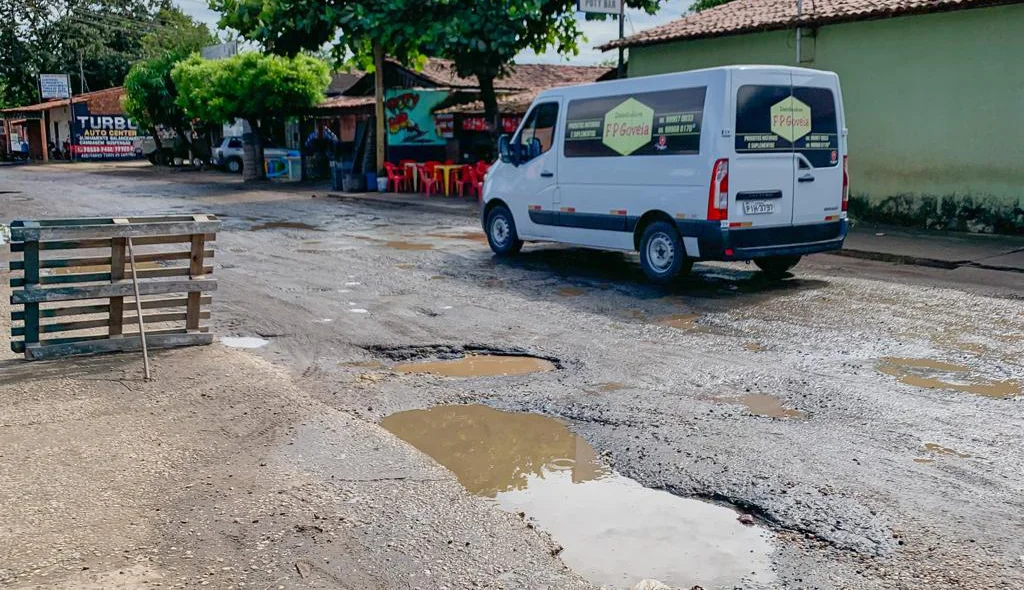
left=617, top=0, right=625, bottom=78
left=79, top=50, right=86, bottom=94
left=373, top=43, right=385, bottom=175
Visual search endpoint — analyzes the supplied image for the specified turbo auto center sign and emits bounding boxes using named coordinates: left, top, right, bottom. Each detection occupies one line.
left=72, top=115, right=142, bottom=160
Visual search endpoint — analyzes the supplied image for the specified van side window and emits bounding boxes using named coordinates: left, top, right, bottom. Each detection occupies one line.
left=227, top=138, right=243, bottom=149
left=793, top=87, right=838, bottom=168
left=736, top=85, right=839, bottom=167
left=517, top=102, right=559, bottom=160
left=563, top=87, right=706, bottom=157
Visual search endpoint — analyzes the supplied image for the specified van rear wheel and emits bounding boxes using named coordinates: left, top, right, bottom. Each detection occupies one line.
left=754, top=255, right=802, bottom=278
left=486, top=204, right=523, bottom=256
left=639, top=221, right=691, bottom=284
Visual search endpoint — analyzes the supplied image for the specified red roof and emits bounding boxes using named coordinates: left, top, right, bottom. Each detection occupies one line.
left=1, top=86, right=124, bottom=114
left=403, top=58, right=611, bottom=91
left=603, top=0, right=1017, bottom=49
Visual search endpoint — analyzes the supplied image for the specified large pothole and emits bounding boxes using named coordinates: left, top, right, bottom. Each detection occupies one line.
left=365, top=344, right=563, bottom=376
left=381, top=404, right=775, bottom=589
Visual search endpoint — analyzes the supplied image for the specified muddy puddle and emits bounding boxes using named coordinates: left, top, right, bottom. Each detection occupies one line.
left=394, top=355, right=554, bottom=377
left=922, top=443, right=970, bottom=458
left=383, top=240, right=433, bottom=251
left=221, top=336, right=269, bottom=349
left=743, top=342, right=766, bottom=352
left=250, top=221, right=322, bottom=231
left=713, top=394, right=806, bottom=419
left=557, top=287, right=586, bottom=297
left=656, top=313, right=700, bottom=331
left=590, top=382, right=627, bottom=393
left=878, top=357, right=1021, bottom=399
left=425, top=231, right=488, bottom=243
left=381, top=405, right=774, bottom=589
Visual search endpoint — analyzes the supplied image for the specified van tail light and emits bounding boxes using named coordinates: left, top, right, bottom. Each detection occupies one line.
left=707, top=158, right=729, bottom=221
left=841, top=155, right=849, bottom=212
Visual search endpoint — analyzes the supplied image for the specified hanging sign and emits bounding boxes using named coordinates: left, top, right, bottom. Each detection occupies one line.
left=39, top=74, right=71, bottom=99
left=577, top=0, right=621, bottom=14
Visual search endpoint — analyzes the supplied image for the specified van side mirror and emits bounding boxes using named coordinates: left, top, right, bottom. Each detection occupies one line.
left=527, top=137, right=542, bottom=160
left=498, top=135, right=514, bottom=164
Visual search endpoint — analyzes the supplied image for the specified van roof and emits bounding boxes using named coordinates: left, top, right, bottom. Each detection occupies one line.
left=534, top=64, right=837, bottom=100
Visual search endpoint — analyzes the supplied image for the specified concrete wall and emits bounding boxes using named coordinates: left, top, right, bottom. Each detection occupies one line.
left=628, top=5, right=1024, bottom=228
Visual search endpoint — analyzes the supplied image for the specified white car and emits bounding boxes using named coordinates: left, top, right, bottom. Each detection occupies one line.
left=483, top=65, right=849, bottom=283
left=212, top=136, right=291, bottom=174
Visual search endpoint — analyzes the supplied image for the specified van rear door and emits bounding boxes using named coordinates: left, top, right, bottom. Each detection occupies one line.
left=791, top=71, right=844, bottom=225
left=730, top=71, right=795, bottom=228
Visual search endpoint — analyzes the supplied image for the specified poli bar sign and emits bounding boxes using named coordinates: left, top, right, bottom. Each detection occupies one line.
left=39, top=74, right=71, bottom=99
left=578, top=0, right=621, bottom=13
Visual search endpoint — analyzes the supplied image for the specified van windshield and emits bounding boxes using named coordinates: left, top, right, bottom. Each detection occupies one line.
left=735, top=85, right=838, bottom=168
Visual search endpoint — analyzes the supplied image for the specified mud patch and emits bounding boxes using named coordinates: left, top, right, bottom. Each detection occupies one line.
left=922, top=443, right=970, bottom=458
left=656, top=313, right=700, bottom=331
left=743, top=342, right=766, bottom=352
left=395, top=355, right=554, bottom=377
left=557, top=287, right=586, bottom=297
left=713, top=394, right=806, bottom=419
left=395, top=263, right=417, bottom=269
left=384, top=240, right=434, bottom=251
left=590, top=382, right=627, bottom=393
left=381, top=405, right=774, bottom=589
left=878, top=357, right=1021, bottom=399
left=250, top=221, right=323, bottom=231
left=425, top=231, right=488, bottom=243
left=221, top=336, right=270, bottom=349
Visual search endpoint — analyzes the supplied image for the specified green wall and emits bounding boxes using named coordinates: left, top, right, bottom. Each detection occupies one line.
left=629, top=5, right=1024, bottom=220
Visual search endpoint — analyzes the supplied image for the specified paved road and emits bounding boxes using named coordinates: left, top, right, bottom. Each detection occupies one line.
left=2, top=164, right=1023, bottom=589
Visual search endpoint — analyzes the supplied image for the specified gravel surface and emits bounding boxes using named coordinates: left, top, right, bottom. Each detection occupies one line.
left=1, top=163, right=1022, bottom=589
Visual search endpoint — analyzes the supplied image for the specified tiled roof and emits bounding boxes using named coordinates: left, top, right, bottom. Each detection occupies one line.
left=1, top=86, right=124, bottom=114
left=603, top=0, right=1016, bottom=49
left=318, top=95, right=375, bottom=109
left=411, top=58, right=611, bottom=91
left=436, top=90, right=541, bottom=115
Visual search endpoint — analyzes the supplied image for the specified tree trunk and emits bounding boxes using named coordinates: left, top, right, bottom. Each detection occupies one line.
left=373, top=43, right=386, bottom=175
left=479, top=73, right=499, bottom=142
left=242, top=120, right=265, bottom=181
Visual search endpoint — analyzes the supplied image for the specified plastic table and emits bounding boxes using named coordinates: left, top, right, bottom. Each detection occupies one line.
left=434, top=164, right=465, bottom=196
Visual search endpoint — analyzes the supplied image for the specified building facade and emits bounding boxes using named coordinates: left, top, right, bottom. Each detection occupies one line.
left=610, top=0, right=1024, bottom=232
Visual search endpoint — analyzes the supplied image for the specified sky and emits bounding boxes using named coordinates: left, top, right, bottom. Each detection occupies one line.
left=173, top=0, right=692, bottom=65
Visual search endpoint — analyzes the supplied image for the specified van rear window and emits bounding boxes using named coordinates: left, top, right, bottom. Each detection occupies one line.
left=735, top=85, right=839, bottom=167
left=563, top=87, right=706, bottom=158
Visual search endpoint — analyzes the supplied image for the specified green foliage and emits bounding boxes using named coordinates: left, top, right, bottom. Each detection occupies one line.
left=689, top=0, right=734, bottom=12
left=0, top=0, right=207, bottom=108
left=171, top=52, right=331, bottom=126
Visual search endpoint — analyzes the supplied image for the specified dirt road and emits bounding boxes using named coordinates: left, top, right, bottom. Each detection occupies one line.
left=1, top=163, right=1022, bottom=589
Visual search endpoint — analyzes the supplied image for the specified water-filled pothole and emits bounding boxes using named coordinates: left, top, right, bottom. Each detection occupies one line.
left=395, top=355, right=554, bottom=377
left=250, top=221, right=323, bottom=231
left=383, top=240, right=433, bottom=251
left=713, top=394, right=806, bottom=419
left=878, top=357, right=1020, bottom=399
left=381, top=404, right=774, bottom=589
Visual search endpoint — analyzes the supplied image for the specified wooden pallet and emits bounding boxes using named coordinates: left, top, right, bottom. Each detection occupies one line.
left=8, top=215, right=220, bottom=360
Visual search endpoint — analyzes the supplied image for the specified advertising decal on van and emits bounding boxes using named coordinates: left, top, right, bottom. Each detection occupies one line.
left=563, top=87, right=706, bottom=158
left=736, top=85, right=839, bottom=167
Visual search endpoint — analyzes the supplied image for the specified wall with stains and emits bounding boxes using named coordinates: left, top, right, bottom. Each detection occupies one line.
left=628, top=5, right=1024, bottom=233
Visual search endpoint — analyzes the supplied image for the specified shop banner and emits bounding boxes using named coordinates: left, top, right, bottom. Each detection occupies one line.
left=39, top=74, right=71, bottom=100
left=434, top=113, right=454, bottom=139
left=72, top=114, right=146, bottom=160
left=385, top=89, right=448, bottom=145
left=462, top=116, right=522, bottom=133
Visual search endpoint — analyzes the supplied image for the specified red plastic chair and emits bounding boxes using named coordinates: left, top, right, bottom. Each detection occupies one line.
left=399, top=159, right=417, bottom=190
left=453, top=165, right=473, bottom=198
left=418, top=161, right=442, bottom=196
left=383, top=162, right=407, bottom=192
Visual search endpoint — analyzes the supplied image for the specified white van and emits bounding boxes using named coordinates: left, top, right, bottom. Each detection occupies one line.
left=482, top=65, right=849, bottom=283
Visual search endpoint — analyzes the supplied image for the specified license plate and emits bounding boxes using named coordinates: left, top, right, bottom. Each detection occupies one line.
left=743, top=200, right=776, bottom=215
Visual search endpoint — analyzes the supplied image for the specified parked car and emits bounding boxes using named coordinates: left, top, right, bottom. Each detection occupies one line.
left=483, top=64, right=849, bottom=283
left=212, top=136, right=290, bottom=174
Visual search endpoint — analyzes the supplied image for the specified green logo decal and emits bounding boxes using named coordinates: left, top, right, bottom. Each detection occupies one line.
left=602, top=98, right=654, bottom=156
left=770, top=97, right=812, bottom=142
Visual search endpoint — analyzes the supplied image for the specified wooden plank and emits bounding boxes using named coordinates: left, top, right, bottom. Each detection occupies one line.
left=14, top=318, right=111, bottom=336
left=110, top=228, right=127, bottom=337
left=135, top=249, right=214, bottom=264
left=186, top=233, right=206, bottom=331
left=21, top=222, right=40, bottom=355
left=22, top=215, right=204, bottom=227
left=11, top=272, right=111, bottom=287
left=10, top=255, right=111, bottom=271
left=127, top=311, right=210, bottom=324
left=134, top=265, right=213, bottom=280
left=10, top=233, right=215, bottom=252
left=11, top=278, right=218, bottom=304
left=11, top=326, right=212, bottom=353
left=23, top=332, right=214, bottom=361
left=11, top=296, right=213, bottom=321
left=12, top=220, right=221, bottom=242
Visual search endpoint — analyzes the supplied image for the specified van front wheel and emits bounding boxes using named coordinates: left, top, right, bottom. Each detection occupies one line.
left=639, top=221, right=691, bottom=284
left=486, top=205, right=523, bottom=256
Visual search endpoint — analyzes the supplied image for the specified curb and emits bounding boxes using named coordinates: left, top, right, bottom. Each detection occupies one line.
left=827, top=248, right=964, bottom=270
left=322, top=192, right=479, bottom=219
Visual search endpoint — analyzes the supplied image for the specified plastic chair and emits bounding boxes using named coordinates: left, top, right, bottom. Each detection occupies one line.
left=418, top=162, right=442, bottom=196
left=452, top=165, right=473, bottom=198
left=383, top=162, right=406, bottom=192
left=399, top=159, right=417, bottom=190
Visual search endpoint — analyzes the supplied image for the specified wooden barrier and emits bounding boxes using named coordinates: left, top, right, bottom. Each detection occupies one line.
left=8, top=215, right=219, bottom=360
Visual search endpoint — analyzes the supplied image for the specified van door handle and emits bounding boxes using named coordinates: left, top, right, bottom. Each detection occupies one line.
left=798, top=174, right=815, bottom=183
left=540, top=171, right=554, bottom=178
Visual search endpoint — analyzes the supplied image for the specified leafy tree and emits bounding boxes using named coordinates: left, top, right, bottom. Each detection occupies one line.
left=172, top=52, right=330, bottom=180
left=689, top=0, right=734, bottom=11
left=122, top=8, right=215, bottom=162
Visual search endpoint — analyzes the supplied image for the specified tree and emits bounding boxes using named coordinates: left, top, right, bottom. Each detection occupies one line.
left=122, top=8, right=215, bottom=162
left=689, top=0, right=734, bottom=11
left=172, top=52, right=330, bottom=180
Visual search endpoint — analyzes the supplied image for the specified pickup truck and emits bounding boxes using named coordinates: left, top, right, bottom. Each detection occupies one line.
left=212, top=136, right=291, bottom=173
